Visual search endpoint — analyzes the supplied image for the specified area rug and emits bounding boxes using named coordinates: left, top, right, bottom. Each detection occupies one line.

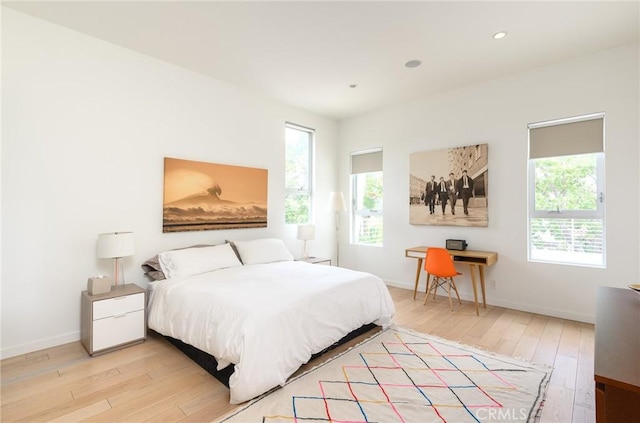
left=217, top=326, right=552, bottom=423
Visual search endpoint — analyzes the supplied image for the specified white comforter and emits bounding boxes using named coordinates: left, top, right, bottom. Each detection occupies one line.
left=147, top=261, right=395, bottom=404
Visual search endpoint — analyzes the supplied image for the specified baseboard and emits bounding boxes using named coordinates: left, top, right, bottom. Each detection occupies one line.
left=484, top=296, right=594, bottom=324
left=384, top=279, right=415, bottom=291
left=382, top=279, right=594, bottom=324
left=0, top=331, right=81, bottom=360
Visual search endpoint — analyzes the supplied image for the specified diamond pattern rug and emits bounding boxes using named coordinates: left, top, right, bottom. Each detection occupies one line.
left=217, top=326, right=552, bottom=423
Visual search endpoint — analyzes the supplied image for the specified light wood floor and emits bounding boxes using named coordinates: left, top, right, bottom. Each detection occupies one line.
left=1, top=286, right=595, bottom=422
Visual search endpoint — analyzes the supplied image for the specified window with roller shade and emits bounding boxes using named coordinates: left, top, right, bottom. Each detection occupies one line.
left=351, top=149, right=383, bottom=246
left=285, top=123, right=314, bottom=224
left=527, top=113, right=605, bottom=267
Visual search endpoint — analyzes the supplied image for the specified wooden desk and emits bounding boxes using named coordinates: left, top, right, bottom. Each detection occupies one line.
left=405, top=246, right=498, bottom=316
left=594, top=287, right=640, bottom=422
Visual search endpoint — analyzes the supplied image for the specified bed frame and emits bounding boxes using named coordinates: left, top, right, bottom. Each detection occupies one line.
left=159, top=322, right=378, bottom=388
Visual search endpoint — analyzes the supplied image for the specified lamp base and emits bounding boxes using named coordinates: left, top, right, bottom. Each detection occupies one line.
left=113, top=257, right=127, bottom=286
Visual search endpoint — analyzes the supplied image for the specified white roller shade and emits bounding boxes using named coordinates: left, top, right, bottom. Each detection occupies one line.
left=529, top=116, right=604, bottom=159
left=351, top=150, right=382, bottom=174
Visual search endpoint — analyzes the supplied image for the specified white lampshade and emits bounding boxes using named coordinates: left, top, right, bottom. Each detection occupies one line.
left=97, top=232, right=135, bottom=258
left=297, top=224, right=315, bottom=241
left=328, top=191, right=347, bottom=212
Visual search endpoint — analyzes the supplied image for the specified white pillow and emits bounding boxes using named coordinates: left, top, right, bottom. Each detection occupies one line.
left=158, top=243, right=242, bottom=279
left=232, top=238, right=294, bottom=265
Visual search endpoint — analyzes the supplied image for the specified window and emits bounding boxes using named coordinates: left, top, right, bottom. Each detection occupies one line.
left=528, top=113, right=605, bottom=267
left=285, top=123, right=314, bottom=224
left=351, top=149, right=383, bottom=246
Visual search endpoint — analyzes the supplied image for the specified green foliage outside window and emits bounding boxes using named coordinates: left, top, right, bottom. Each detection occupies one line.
left=363, top=173, right=383, bottom=211
left=355, top=172, right=383, bottom=245
left=530, top=153, right=603, bottom=260
left=285, top=194, right=310, bottom=225
left=534, top=155, right=597, bottom=212
left=285, top=125, right=312, bottom=224
left=285, top=130, right=309, bottom=190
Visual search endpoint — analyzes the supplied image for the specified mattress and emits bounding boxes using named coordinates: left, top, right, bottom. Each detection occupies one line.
left=147, top=260, right=396, bottom=404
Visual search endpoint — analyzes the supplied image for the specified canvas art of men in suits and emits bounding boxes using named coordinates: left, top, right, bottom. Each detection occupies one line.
left=425, top=175, right=437, bottom=215
left=456, top=169, right=474, bottom=215
left=437, top=177, right=449, bottom=214
left=447, top=172, right=457, bottom=215
left=409, top=144, right=488, bottom=227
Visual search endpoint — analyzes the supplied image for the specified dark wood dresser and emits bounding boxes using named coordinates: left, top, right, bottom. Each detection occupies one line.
left=594, top=286, right=640, bottom=422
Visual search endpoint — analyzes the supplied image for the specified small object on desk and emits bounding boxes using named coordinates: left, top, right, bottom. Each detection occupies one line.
left=628, top=283, right=640, bottom=292
left=446, top=239, right=467, bottom=251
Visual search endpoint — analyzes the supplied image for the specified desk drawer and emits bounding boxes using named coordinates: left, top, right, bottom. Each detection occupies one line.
left=93, top=293, right=144, bottom=320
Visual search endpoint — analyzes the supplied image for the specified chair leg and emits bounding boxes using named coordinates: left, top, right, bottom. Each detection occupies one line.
left=423, top=275, right=433, bottom=305
left=450, top=277, right=462, bottom=305
left=425, top=276, right=440, bottom=305
left=436, top=276, right=445, bottom=299
left=446, top=279, right=453, bottom=310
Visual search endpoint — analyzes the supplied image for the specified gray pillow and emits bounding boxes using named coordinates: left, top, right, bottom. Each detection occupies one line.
left=225, top=240, right=243, bottom=264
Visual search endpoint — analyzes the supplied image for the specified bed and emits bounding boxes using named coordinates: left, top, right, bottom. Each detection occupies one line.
left=145, top=239, right=396, bottom=404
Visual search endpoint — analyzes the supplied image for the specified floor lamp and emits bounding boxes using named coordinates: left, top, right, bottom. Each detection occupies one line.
left=328, top=192, right=347, bottom=266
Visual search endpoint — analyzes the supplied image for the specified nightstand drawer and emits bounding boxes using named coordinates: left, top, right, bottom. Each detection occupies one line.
left=93, top=293, right=144, bottom=320
left=92, top=310, right=145, bottom=351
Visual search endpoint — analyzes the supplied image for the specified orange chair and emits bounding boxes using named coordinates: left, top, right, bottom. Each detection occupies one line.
left=423, top=247, right=462, bottom=310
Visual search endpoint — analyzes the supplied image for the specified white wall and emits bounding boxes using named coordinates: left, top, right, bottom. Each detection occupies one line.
left=338, top=43, right=640, bottom=323
left=1, top=9, right=339, bottom=358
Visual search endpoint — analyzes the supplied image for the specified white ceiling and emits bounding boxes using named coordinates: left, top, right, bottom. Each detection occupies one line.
left=4, top=1, right=639, bottom=119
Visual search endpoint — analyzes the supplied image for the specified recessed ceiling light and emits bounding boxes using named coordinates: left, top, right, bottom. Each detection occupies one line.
left=493, top=31, right=507, bottom=40
left=405, top=60, right=422, bottom=68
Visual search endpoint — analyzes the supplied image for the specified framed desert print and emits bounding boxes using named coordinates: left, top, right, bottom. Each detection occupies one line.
left=409, top=144, right=488, bottom=227
left=163, top=157, right=268, bottom=232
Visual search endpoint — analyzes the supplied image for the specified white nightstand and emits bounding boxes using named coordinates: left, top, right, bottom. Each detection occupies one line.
left=297, top=257, right=332, bottom=265
left=81, top=283, right=146, bottom=356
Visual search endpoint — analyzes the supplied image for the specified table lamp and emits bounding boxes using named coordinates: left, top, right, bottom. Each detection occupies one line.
left=297, top=224, right=315, bottom=259
left=97, top=231, right=134, bottom=286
